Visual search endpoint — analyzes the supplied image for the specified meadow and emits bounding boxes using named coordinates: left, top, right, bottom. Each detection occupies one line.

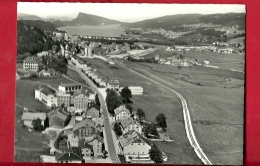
left=124, top=61, right=244, bottom=165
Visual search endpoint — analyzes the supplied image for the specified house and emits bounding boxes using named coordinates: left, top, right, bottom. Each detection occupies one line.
left=21, top=112, right=46, bottom=128
left=128, top=86, right=143, bottom=95
left=164, top=61, right=171, bottom=65
left=172, top=59, right=182, bottom=66
left=108, top=78, right=119, bottom=89
left=154, top=55, right=160, bottom=61
left=37, top=51, right=49, bottom=57
left=23, top=56, right=42, bottom=72
left=56, top=91, right=72, bottom=108
left=72, top=119, right=100, bottom=139
left=55, top=147, right=83, bottom=163
left=35, top=86, right=57, bottom=107
left=47, top=109, right=70, bottom=128
left=74, top=91, right=89, bottom=111
left=84, top=104, right=100, bottom=119
left=202, top=60, right=210, bottom=64
left=78, top=134, right=104, bottom=159
left=118, top=131, right=153, bottom=163
left=118, top=118, right=143, bottom=135
left=114, top=105, right=131, bottom=120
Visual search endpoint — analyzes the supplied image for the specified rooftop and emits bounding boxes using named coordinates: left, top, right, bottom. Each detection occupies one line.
left=114, top=105, right=130, bottom=115
left=73, top=118, right=96, bottom=131
left=22, top=112, right=46, bottom=121
left=40, top=86, right=56, bottom=96
left=119, top=131, right=151, bottom=148
left=59, top=83, right=82, bottom=88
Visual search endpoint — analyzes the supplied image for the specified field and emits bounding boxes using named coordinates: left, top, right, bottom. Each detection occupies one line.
left=57, top=25, right=126, bottom=37
left=144, top=50, right=245, bottom=71
left=124, top=61, right=244, bottom=165
left=80, top=58, right=201, bottom=164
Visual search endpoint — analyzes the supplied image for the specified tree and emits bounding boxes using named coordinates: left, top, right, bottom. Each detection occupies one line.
left=106, top=89, right=122, bottom=116
left=32, top=118, right=44, bottom=132
left=136, top=108, right=145, bottom=122
left=114, top=122, right=123, bottom=137
left=125, top=104, right=133, bottom=114
left=44, top=117, right=49, bottom=129
left=143, top=123, right=159, bottom=138
left=95, top=94, right=101, bottom=107
left=155, top=113, right=167, bottom=129
left=120, top=87, right=132, bottom=103
left=149, top=144, right=163, bottom=164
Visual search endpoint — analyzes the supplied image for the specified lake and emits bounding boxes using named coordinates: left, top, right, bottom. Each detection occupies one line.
left=57, top=25, right=127, bottom=37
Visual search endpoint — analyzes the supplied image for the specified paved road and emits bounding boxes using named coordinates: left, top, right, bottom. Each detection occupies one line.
left=67, top=63, right=119, bottom=163
left=114, top=60, right=212, bottom=165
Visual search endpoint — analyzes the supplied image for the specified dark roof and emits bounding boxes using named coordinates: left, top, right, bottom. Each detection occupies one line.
left=47, top=109, right=69, bottom=121
left=119, top=131, right=152, bottom=147
left=40, top=86, right=56, bottom=96
left=73, top=118, right=96, bottom=131
left=59, top=83, right=82, bottom=88
left=55, top=148, right=82, bottom=161
left=88, top=104, right=100, bottom=111
left=78, top=139, right=93, bottom=150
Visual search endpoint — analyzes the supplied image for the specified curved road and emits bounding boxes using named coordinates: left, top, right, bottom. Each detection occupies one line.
left=67, top=63, right=120, bottom=163
left=115, top=60, right=212, bottom=165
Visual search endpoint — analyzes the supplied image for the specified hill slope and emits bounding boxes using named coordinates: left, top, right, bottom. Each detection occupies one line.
left=122, top=13, right=245, bottom=30
left=53, top=12, right=124, bottom=27
left=18, top=13, right=43, bottom=21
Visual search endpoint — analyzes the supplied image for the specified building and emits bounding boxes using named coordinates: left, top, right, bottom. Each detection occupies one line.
left=58, top=83, right=82, bottom=94
left=23, top=56, right=42, bottom=72
left=55, top=147, right=83, bottom=163
left=21, top=112, right=46, bottom=128
left=118, top=118, right=143, bottom=135
left=47, top=109, right=70, bottom=128
left=74, top=92, right=89, bottom=111
left=155, top=55, right=160, bottom=61
left=118, top=131, right=152, bottom=163
left=84, top=47, right=93, bottom=58
left=78, top=134, right=104, bottom=159
left=56, top=91, right=72, bottom=108
left=202, top=60, right=210, bottom=64
left=72, top=119, right=97, bottom=139
left=108, top=78, right=119, bottom=89
left=84, top=104, right=100, bottom=119
left=128, top=86, right=143, bottom=95
left=114, top=105, right=131, bottom=120
left=35, top=86, right=57, bottom=107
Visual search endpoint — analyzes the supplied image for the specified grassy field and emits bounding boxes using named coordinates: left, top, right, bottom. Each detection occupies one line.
left=80, top=58, right=201, bottom=164
left=124, top=61, right=244, bottom=165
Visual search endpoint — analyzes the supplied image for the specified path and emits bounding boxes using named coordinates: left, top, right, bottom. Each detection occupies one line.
left=67, top=62, right=120, bottom=163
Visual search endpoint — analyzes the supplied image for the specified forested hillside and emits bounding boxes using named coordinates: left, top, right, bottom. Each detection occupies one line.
left=17, top=21, right=59, bottom=62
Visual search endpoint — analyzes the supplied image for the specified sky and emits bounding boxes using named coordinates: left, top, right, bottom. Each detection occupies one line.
left=18, top=3, right=245, bottom=23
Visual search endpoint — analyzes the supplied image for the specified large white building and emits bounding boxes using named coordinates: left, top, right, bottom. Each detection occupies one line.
left=23, top=56, right=42, bottom=72
left=118, top=131, right=153, bottom=163
left=128, top=86, right=143, bottom=95
left=35, top=86, right=57, bottom=107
